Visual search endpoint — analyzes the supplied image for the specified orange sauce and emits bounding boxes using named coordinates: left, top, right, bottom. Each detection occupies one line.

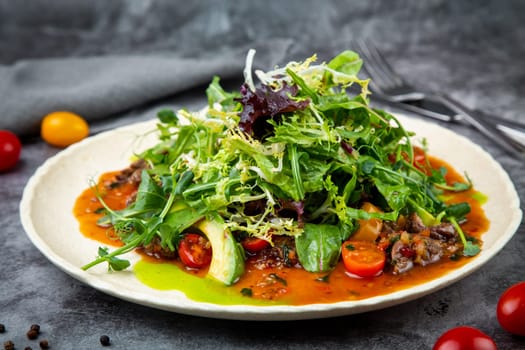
left=73, top=171, right=135, bottom=246
left=73, top=157, right=489, bottom=305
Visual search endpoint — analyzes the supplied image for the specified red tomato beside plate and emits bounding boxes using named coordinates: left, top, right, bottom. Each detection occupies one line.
left=497, top=281, right=525, bottom=336
left=0, top=130, right=21, bottom=172
left=432, top=326, right=497, bottom=350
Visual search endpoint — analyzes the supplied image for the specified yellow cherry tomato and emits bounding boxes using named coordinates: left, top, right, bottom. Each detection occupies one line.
left=351, top=202, right=383, bottom=241
left=41, top=111, right=90, bottom=147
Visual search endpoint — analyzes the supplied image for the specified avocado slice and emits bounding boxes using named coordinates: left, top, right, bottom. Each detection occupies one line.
left=195, top=213, right=245, bottom=285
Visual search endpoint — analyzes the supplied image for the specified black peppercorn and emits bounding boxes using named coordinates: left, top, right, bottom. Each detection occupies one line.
left=100, top=335, right=111, bottom=346
left=0, top=324, right=5, bottom=333
left=27, top=329, right=39, bottom=340
left=30, top=324, right=40, bottom=332
left=25, top=347, right=33, bottom=350
left=39, top=339, right=49, bottom=349
left=3, top=340, right=14, bottom=350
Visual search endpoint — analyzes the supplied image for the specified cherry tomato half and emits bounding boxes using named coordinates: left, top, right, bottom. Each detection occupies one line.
left=432, top=326, right=497, bottom=350
left=497, top=281, right=525, bottom=336
left=413, top=146, right=427, bottom=165
left=241, top=237, right=270, bottom=253
left=0, top=130, right=22, bottom=172
left=41, top=111, right=89, bottom=148
left=388, top=146, right=427, bottom=170
left=178, top=233, right=212, bottom=269
left=341, top=240, right=386, bottom=278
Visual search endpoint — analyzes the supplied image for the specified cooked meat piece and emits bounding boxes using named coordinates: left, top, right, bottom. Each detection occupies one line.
left=129, top=167, right=143, bottom=184
left=141, top=236, right=177, bottom=260
left=125, top=191, right=138, bottom=206
left=382, top=211, right=469, bottom=274
left=412, top=235, right=443, bottom=266
left=390, top=231, right=444, bottom=274
left=251, top=236, right=301, bottom=269
left=406, top=212, right=426, bottom=233
left=430, top=223, right=458, bottom=242
left=110, top=159, right=149, bottom=188
left=381, top=220, right=399, bottom=235
left=442, top=241, right=463, bottom=256
left=391, top=240, right=415, bottom=274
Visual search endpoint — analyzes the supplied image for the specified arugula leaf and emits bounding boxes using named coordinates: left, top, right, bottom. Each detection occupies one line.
left=288, top=144, right=305, bottom=200
left=286, top=68, right=318, bottom=103
left=99, top=170, right=166, bottom=226
left=131, top=171, right=166, bottom=213
left=430, top=166, right=472, bottom=192
left=375, top=182, right=411, bottom=211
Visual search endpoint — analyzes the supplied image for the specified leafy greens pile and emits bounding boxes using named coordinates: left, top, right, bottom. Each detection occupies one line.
left=82, top=50, right=477, bottom=283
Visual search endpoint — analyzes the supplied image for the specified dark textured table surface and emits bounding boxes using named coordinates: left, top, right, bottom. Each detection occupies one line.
left=1, top=1, right=524, bottom=349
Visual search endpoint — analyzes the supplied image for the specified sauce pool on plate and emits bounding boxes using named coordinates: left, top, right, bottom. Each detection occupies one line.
left=73, top=156, right=489, bottom=306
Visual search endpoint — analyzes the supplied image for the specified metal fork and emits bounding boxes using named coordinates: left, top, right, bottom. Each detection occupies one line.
left=352, top=40, right=425, bottom=103
left=352, top=39, right=525, bottom=157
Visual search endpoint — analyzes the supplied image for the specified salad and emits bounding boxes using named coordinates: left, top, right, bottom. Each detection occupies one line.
left=81, top=50, right=480, bottom=286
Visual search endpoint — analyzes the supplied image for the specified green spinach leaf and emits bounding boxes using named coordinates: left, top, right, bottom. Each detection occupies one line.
left=295, top=223, right=343, bottom=272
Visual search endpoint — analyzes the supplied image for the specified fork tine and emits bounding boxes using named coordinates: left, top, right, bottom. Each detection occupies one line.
left=353, top=39, right=402, bottom=91
left=362, top=40, right=405, bottom=87
left=352, top=39, right=425, bottom=102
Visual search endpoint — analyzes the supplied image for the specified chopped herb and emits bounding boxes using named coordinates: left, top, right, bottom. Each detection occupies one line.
left=449, top=253, right=461, bottom=261
left=241, top=288, right=253, bottom=297
left=269, top=273, right=288, bottom=286
left=94, top=207, right=106, bottom=214
left=315, top=274, right=331, bottom=283
left=348, top=290, right=361, bottom=297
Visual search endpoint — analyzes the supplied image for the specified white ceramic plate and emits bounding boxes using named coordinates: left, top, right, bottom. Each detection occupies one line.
left=20, top=114, right=522, bottom=321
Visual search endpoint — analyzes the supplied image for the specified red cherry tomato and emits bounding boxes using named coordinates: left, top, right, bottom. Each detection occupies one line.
left=241, top=237, right=270, bottom=253
left=432, top=326, right=497, bottom=350
left=413, top=146, right=427, bottom=166
left=497, top=281, right=525, bottom=336
left=178, top=233, right=212, bottom=269
left=341, top=240, right=386, bottom=278
left=388, top=146, right=427, bottom=169
left=0, top=130, right=22, bottom=172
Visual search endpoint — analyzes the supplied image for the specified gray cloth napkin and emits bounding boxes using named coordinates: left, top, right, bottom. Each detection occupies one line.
left=0, top=40, right=293, bottom=136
